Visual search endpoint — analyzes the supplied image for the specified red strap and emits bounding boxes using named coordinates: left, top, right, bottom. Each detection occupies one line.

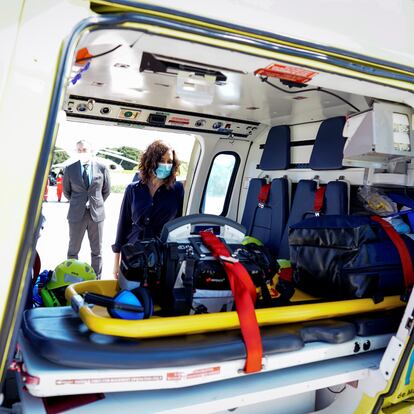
left=314, top=186, right=326, bottom=214
left=258, top=183, right=271, bottom=206
left=371, top=215, right=414, bottom=288
left=199, top=231, right=263, bottom=373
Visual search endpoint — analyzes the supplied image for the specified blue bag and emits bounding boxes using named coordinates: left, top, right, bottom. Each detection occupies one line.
left=289, top=215, right=414, bottom=299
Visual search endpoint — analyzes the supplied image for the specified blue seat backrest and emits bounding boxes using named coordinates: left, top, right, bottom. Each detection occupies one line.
left=241, top=178, right=289, bottom=256
left=309, top=116, right=346, bottom=170
left=278, top=180, right=349, bottom=259
left=259, top=125, right=290, bottom=170
left=241, top=125, right=291, bottom=255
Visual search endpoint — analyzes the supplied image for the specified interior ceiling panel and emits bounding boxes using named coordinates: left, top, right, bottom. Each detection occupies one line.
left=67, top=29, right=368, bottom=125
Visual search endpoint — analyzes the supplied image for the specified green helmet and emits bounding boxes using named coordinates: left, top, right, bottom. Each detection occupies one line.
left=47, top=259, right=96, bottom=290
left=242, top=236, right=263, bottom=246
left=277, top=259, right=291, bottom=269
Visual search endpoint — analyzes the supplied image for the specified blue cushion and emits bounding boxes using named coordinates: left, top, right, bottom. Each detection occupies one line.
left=309, top=117, right=346, bottom=170
left=241, top=178, right=289, bottom=255
left=259, top=125, right=290, bottom=170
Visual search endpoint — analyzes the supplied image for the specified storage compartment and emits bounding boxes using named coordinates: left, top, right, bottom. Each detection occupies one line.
left=343, top=101, right=414, bottom=167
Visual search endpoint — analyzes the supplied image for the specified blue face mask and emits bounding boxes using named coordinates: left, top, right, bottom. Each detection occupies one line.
left=155, top=163, right=173, bottom=180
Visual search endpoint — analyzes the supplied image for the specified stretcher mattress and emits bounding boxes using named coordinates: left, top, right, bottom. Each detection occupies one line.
left=22, top=307, right=358, bottom=369
left=18, top=331, right=394, bottom=397
left=19, top=307, right=400, bottom=396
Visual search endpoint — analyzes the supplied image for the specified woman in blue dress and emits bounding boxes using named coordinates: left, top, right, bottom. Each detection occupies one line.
left=112, top=140, right=184, bottom=277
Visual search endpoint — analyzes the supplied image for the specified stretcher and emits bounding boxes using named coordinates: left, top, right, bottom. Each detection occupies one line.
left=66, top=279, right=404, bottom=338
left=16, top=213, right=406, bottom=399
left=65, top=214, right=406, bottom=339
left=18, top=306, right=401, bottom=396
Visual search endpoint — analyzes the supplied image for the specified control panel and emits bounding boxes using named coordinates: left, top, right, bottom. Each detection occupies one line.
left=65, top=96, right=259, bottom=138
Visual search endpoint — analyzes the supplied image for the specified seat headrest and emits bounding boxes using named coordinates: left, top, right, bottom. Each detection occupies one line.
left=309, top=116, right=346, bottom=170
left=259, top=125, right=290, bottom=170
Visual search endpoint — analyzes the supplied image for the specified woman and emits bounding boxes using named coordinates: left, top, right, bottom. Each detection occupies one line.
left=112, top=140, right=184, bottom=277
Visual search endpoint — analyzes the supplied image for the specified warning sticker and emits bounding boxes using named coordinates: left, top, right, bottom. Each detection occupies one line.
left=167, top=367, right=221, bottom=381
left=166, top=372, right=184, bottom=381
left=56, top=375, right=163, bottom=385
left=254, top=64, right=317, bottom=84
left=186, top=367, right=220, bottom=380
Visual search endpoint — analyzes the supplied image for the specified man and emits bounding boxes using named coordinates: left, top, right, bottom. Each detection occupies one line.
left=63, top=140, right=111, bottom=278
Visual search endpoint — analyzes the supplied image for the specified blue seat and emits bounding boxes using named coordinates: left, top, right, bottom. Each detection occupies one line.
left=278, top=116, right=349, bottom=259
left=259, top=125, right=290, bottom=170
left=241, top=125, right=290, bottom=255
left=241, top=178, right=289, bottom=255
left=278, top=180, right=349, bottom=259
left=309, top=116, right=346, bottom=170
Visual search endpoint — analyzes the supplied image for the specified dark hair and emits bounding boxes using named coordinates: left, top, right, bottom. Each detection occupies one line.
left=139, top=140, right=180, bottom=187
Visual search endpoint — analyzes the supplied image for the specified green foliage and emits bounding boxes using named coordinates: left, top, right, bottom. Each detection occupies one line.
left=100, top=146, right=142, bottom=170
left=205, top=157, right=234, bottom=197
left=52, top=147, right=70, bottom=165
left=111, top=184, right=127, bottom=193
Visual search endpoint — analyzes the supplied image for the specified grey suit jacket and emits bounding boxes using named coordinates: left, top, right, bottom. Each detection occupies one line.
left=63, top=160, right=111, bottom=223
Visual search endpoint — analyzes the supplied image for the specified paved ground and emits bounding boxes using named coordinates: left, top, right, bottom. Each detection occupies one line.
left=36, top=188, right=124, bottom=280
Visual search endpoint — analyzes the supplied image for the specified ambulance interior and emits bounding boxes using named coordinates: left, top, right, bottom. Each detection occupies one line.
left=13, top=25, right=414, bottom=412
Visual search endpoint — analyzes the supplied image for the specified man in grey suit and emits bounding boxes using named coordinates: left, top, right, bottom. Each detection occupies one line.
left=63, top=140, right=111, bottom=278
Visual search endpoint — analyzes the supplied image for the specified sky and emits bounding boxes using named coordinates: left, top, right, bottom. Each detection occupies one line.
left=55, top=116, right=196, bottom=162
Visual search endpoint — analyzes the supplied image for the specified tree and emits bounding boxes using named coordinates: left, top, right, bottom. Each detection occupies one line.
left=100, top=146, right=141, bottom=170
left=52, top=147, right=70, bottom=165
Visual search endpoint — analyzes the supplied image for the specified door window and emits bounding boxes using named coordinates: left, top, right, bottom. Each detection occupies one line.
left=201, top=152, right=240, bottom=215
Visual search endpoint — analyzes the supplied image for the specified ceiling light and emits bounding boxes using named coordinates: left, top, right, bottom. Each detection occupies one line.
left=176, top=71, right=215, bottom=105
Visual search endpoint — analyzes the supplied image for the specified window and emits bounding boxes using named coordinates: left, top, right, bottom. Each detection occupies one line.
left=201, top=152, right=240, bottom=216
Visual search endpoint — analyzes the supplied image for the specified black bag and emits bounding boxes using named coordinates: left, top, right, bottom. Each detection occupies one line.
left=120, top=235, right=278, bottom=315
left=120, top=239, right=163, bottom=288
left=161, top=238, right=278, bottom=315
left=289, top=215, right=414, bottom=300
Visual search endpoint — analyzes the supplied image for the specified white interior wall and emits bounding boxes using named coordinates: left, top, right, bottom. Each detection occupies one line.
left=185, top=132, right=220, bottom=215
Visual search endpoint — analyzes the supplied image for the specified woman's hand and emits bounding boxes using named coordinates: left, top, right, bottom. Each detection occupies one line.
left=113, top=253, right=121, bottom=279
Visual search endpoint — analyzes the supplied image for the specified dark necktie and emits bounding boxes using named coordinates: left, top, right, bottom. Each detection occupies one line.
left=82, top=164, right=89, bottom=189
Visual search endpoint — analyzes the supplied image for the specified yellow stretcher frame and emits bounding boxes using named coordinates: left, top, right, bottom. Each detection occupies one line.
left=66, top=280, right=406, bottom=339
